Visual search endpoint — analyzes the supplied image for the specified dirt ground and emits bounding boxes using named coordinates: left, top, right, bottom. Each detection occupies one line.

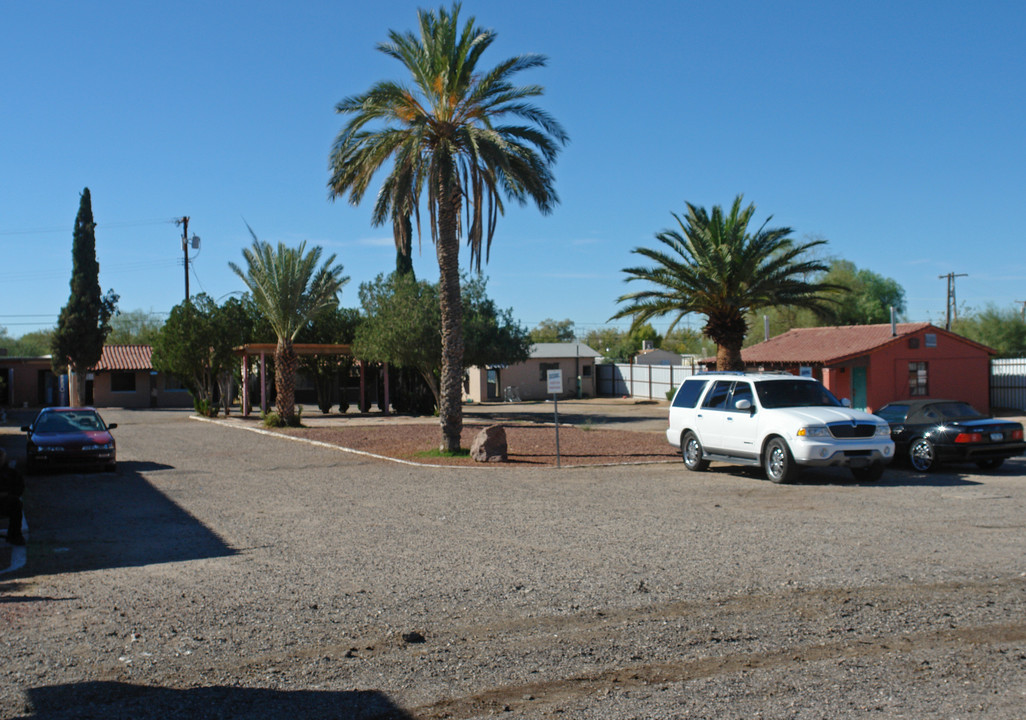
left=2, top=403, right=1026, bottom=718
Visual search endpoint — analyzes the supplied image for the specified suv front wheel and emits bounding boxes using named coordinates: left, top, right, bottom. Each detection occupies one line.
left=764, top=437, right=798, bottom=484
left=681, top=431, right=709, bottom=472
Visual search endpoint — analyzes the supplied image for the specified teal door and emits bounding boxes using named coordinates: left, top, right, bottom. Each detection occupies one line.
left=852, top=367, right=867, bottom=410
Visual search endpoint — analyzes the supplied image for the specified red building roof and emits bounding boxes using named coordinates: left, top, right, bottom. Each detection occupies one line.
left=742, top=322, right=991, bottom=365
left=92, top=345, right=153, bottom=371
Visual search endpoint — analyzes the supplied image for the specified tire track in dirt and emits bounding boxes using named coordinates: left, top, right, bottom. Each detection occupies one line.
left=412, top=621, right=1026, bottom=719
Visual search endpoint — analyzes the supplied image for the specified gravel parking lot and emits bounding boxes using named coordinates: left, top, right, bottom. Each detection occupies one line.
left=2, top=406, right=1025, bottom=719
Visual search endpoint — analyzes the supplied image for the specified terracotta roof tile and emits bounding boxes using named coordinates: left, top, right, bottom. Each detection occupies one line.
left=93, top=345, right=153, bottom=371
left=742, top=323, right=935, bottom=365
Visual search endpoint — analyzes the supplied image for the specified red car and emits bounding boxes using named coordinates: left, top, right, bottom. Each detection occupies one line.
left=21, top=407, right=117, bottom=474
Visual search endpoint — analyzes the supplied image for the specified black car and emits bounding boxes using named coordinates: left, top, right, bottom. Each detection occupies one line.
left=876, top=399, right=1025, bottom=472
left=21, top=407, right=117, bottom=473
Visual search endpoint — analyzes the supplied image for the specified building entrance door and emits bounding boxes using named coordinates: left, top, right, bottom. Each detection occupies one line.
left=852, top=366, right=867, bottom=410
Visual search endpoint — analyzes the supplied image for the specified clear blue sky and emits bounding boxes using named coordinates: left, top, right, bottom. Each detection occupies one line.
left=2, top=0, right=1024, bottom=340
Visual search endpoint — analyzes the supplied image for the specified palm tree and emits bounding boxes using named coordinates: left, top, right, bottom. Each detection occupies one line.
left=230, top=227, right=349, bottom=425
left=612, top=195, right=836, bottom=370
left=328, top=2, right=567, bottom=452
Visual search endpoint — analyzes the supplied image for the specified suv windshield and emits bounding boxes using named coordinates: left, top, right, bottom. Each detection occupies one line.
left=755, top=379, right=843, bottom=409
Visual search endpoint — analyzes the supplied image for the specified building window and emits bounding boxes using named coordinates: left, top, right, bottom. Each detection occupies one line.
left=582, top=364, right=592, bottom=377
left=925, top=333, right=937, bottom=348
left=908, top=361, right=928, bottom=397
left=110, top=372, right=137, bottom=393
left=538, top=362, right=560, bottom=381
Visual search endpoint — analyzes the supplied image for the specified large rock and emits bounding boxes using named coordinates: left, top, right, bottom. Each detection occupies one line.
left=471, top=425, right=508, bottom=463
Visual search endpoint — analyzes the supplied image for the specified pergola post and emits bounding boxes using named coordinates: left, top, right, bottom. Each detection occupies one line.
left=260, top=351, right=267, bottom=415
left=241, top=355, right=250, bottom=416
left=359, top=360, right=367, bottom=413
left=233, top=344, right=353, bottom=419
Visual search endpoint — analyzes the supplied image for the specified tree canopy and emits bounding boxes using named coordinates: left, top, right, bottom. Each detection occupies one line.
left=328, top=2, right=567, bottom=451
left=354, top=273, right=529, bottom=411
left=613, top=195, right=835, bottom=370
left=229, top=228, right=349, bottom=424
left=106, top=309, right=165, bottom=345
left=952, top=305, right=1026, bottom=357
left=529, top=318, right=576, bottom=343
left=51, top=188, right=119, bottom=401
left=151, top=294, right=253, bottom=415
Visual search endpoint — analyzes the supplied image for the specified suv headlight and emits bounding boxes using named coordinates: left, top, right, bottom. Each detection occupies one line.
left=797, top=426, right=831, bottom=438
left=875, top=424, right=891, bottom=438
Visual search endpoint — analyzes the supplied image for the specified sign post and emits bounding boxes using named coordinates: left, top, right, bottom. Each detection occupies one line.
left=546, top=369, right=564, bottom=468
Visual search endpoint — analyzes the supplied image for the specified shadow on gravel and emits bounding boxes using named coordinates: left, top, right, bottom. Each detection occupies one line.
left=16, top=461, right=236, bottom=578
left=16, top=681, right=416, bottom=720
left=704, top=465, right=985, bottom=487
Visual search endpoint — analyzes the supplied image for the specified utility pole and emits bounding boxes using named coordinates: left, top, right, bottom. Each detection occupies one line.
left=1016, top=300, right=1026, bottom=322
left=938, top=272, right=967, bottom=330
left=174, top=217, right=200, bottom=302
left=175, top=216, right=190, bottom=301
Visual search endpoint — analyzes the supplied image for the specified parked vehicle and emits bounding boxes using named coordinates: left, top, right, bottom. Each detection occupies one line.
left=21, top=407, right=117, bottom=474
left=667, top=372, right=894, bottom=483
left=875, top=399, right=1025, bottom=472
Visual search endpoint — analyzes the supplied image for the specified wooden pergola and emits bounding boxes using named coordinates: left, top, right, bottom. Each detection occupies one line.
left=234, top=343, right=390, bottom=417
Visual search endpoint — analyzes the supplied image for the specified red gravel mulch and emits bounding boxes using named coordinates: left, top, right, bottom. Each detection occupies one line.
left=280, top=422, right=679, bottom=467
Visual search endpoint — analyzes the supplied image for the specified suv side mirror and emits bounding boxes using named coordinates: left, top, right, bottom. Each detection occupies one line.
left=107, top=423, right=118, bottom=430
left=734, top=398, right=752, bottom=411
left=841, top=398, right=852, bottom=408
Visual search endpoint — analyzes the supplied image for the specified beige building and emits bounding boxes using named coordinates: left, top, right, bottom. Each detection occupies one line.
left=1, top=346, right=192, bottom=409
left=464, top=343, right=602, bottom=402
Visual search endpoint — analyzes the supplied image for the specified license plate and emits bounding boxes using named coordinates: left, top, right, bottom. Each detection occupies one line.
left=990, top=432, right=1004, bottom=441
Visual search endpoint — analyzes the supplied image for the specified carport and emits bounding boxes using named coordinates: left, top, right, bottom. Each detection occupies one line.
left=235, top=343, right=390, bottom=416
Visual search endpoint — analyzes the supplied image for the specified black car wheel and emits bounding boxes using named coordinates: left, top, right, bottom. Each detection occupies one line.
left=975, top=458, right=1004, bottom=471
left=764, top=437, right=798, bottom=484
left=681, top=431, right=709, bottom=472
left=908, top=437, right=936, bottom=472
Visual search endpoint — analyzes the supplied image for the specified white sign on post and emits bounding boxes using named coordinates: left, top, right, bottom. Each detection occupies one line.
left=546, top=369, right=563, bottom=395
left=547, top=369, right=563, bottom=467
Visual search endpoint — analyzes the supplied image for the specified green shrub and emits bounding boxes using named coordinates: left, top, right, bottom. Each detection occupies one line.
left=193, top=397, right=218, bottom=417
left=262, top=406, right=303, bottom=428
left=666, top=386, right=677, bottom=401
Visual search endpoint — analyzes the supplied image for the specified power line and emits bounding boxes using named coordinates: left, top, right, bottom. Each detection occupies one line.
left=0, top=218, right=177, bottom=236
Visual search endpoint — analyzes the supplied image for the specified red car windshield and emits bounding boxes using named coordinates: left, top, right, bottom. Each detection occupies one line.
left=36, top=411, right=107, bottom=433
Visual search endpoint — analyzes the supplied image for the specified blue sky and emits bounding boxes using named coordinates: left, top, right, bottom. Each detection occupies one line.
left=2, top=0, right=1023, bottom=341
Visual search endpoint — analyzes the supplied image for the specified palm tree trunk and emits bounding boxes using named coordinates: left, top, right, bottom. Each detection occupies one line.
left=275, top=336, right=298, bottom=423
left=436, top=186, right=464, bottom=452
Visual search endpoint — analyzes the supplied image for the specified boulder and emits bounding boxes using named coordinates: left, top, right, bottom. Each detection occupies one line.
left=471, top=425, right=508, bottom=463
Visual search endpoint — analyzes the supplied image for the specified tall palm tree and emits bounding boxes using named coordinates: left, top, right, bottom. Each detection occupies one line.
left=230, top=227, right=349, bottom=425
left=612, top=195, right=836, bottom=370
left=328, top=2, right=567, bottom=452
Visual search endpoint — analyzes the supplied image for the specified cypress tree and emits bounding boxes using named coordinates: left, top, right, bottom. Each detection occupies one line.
left=51, top=188, right=119, bottom=404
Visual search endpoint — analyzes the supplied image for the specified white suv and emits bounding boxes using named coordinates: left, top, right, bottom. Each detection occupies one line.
left=667, top=372, right=894, bottom=483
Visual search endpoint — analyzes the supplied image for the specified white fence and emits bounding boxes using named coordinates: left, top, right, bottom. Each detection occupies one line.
left=596, top=363, right=697, bottom=400
left=598, top=357, right=1026, bottom=410
left=992, top=358, right=1026, bottom=411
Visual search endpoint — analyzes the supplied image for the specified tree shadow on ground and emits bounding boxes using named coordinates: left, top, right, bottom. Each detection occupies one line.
left=16, top=681, right=415, bottom=719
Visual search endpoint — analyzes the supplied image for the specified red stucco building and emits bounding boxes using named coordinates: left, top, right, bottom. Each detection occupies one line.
left=736, top=322, right=994, bottom=413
